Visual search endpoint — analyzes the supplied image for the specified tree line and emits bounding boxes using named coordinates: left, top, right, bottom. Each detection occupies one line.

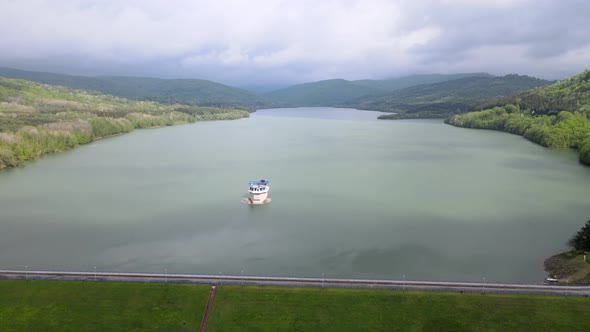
left=446, top=105, right=590, bottom=165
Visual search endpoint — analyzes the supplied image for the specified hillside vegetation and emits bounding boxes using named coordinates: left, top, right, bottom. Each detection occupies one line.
left=446, top=70, right=590, bottom=165
left=350, top=75, right=552, bottom=119
left=0, top=77, right=248, bottom=169
left=264, top=73, right=491, bottom=107
left=0, top=67, right=271, bottom=111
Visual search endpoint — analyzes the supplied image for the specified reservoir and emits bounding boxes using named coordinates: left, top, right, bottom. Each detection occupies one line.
left=0, top=107, right=589, bottom=283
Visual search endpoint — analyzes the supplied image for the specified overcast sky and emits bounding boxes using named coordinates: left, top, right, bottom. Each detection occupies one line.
left=0, top=0, right=588, bottom=87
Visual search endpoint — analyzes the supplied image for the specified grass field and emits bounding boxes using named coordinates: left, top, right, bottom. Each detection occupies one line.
left=0, top=280, right=209, bottom=332
left=208, top=286, right=590, bottom=332
left=2, top=281, right=590, bottom=331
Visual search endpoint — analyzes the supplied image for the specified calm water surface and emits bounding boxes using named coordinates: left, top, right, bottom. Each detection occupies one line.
left=1, top=107, right=589, bottom=283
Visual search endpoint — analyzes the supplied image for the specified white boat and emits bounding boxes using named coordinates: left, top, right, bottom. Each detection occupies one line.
left=247, top=179, right=270, bottom=205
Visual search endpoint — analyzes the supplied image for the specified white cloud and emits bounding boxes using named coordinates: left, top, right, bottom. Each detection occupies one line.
left=0, top=0, right=588, bottom=85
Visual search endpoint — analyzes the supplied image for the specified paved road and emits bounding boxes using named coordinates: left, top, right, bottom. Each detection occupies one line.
left=1, top=269, right=589, bottom=297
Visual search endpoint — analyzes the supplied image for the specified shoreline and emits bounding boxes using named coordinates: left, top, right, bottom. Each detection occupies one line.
left=0, top=115, right=248, bottom=171
left=544, top=250, right=590, bottom=285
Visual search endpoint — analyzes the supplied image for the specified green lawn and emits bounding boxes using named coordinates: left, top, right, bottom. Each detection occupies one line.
left=0, top=280, right=210, bottom=332
left=207, top=286, right=590, bottom=332
left=2, top=281, right=590, bottom=332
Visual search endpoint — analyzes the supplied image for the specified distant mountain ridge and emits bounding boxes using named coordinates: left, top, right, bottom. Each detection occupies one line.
left=264, top=73, right=492, bottom=107
left=0, top=67, right=271, bottom=111
left=353, top=73, right=494, bottom=91
left=264, top=79, right=380, bottom=106
left=357, top=74, right=553, bottom=119
left=0, top=67, right=554, bottom=117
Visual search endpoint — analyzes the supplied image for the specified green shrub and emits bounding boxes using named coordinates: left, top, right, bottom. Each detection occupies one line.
left=126, top=111, right=196, bottom=128
left=504, top=113, right=535, bottom=135
left=0, top=145, right=17, bottom=168
left=580, top=137, right=590, bottom=165
left=89, top=118, right=134, bottom=138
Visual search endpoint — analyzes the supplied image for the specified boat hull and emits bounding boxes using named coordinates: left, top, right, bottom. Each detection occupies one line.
left=248, top=191, right=269, bottom=204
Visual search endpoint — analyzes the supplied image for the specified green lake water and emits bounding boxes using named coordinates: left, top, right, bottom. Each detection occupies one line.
left=1, top=107, right=589, bottom=283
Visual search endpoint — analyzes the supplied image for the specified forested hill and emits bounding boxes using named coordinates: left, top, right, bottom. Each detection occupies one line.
left=474, top=70, right=590, bottom=116
left=264, top=73, right=491, bottom=106
left=446, top=69, right=590, bottom=165
left=0, top=77, right=248, bottom=169
left=264, top=79, right=379, bottom=106
left=349, top=74, right=552, bottom=119
left=0, top=67, right=271, bottom=111
left=353, top=73, right=492, bottom=91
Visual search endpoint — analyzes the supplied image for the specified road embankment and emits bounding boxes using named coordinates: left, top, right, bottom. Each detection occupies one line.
left=1, top=269, right=589, bottom=297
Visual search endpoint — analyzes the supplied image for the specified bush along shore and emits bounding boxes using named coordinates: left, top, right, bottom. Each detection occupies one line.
left=0, top=77, right=249, bottom=169
left=446, top=107, right=590, bottom=165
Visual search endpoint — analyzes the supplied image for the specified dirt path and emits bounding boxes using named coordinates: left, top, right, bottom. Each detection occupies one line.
left=199, top=285, right=217, bottom=332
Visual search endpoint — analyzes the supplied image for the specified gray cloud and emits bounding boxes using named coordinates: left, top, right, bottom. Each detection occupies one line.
left=409, top=0, right=590, bottom=60
left=0, top=0, right=588, bottom=87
